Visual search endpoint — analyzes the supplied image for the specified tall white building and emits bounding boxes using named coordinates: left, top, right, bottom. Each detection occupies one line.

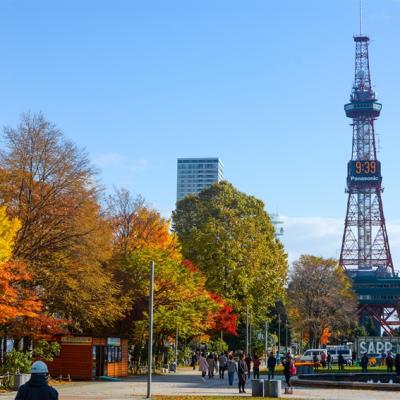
left=177, top=158, right=224, bottom=201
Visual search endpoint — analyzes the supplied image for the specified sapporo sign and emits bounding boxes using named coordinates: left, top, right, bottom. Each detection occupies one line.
left=356, top=336, right=400, bottom=357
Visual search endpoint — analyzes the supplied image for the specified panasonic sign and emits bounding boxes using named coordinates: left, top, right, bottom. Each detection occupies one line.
left=356, top=336, right=400, bottom=357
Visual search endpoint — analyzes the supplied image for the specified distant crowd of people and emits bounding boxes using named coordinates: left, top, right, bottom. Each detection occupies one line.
left=359, top=352, right=400, bottom=374
left=192, top=350, right=296, bottom=393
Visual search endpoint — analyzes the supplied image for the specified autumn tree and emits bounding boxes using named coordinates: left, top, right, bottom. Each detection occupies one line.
left=172, top=181, right=288, bottom=323
left=287, top=255, right=358, bottom=348
left=106, top=189, right=235, bottom=364
left=106, top=188, right=179, bottom=259
left=0, top=113, right=123, bottom=330
left=0, top=207, right=41, bottom=325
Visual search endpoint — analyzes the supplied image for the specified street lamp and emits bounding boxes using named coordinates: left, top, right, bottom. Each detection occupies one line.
left=285, top=319, right=288, bottom=354
left=278, top=314, right=281, bottom=360
left=265, top=321, right=269, bottom=367
left=147, top=261, right=155, bottom=399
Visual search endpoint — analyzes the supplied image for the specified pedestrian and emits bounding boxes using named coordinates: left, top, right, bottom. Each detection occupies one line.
left=320, top=351, right=327, bottom=368
left=219, top=352, right=228, bottom=379
left=253, top=354, right=260, bottom=379
left=327, top=352, right=333, bottom=370
left=395, top=353, right=400, bottom=377
left=237, top=353, right=248, bottom=393
left=198, top=353, right=209, bottom=382
left=227, top=354, right=237, bottom=386
left=214, top=353, right=219, bottom=374
left=190, top=351, right=197, bottom=370
left=338, top=353, right=346, bottom=371
left=386, top=352, right=394, bottom=373
left=282, top=355, right=293, bottom=388
left=245, top=353, right=252, bottom=377
left=313, top=353, right=319, bottom=371
left=267, top=351, right=277, bottom=380
left=15, top=361, right=58, bottom=400
left=360, top=353, right=368, bottom=373
left=207, top=353, right=216, bottom=379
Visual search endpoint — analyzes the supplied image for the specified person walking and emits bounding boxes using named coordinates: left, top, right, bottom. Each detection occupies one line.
left=244, top=353, right=252, bottom=378
left=190, top=351, right=197, bottom=370
left=395, top=353, right=400, bottom=377
left=227, top=354, right=237, bottom=386
left=320, top=351, right=327, bottom=368
left=360, top=353, right=368, bottom=373
left=15, top=361, right=58, bottom=400
left=386, top=352, right=394, bottom=373
left=214, top=353, right=219, bottom=374
left=237, top=354, right=248, bottom=393
left=253, top=354, right=260, bottom=379
left=338, top=353, right=345, bottom=371
left=219, top=352, right=227, bottom=379
left=198, top=353, right=209, bottom=382
left=267, top=351, right=277, bottom=380
left=282, top=355, right=293, bottom=388
left=207, top=353, right=216, bottom=379
left=327, top=352, right=333, bottom=370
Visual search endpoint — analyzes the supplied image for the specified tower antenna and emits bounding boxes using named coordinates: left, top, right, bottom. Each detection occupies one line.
left=359, top=0, right=363, bottom=34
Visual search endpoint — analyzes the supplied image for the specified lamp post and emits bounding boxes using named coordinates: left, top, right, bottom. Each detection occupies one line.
left=246, top=304, right=249, bottom=355
left=146, top=261, right=154, bottom=399
left=265, top=321, right=269, bottom=367
left=285, top=319, right=288, bottom=354
left=175, top=326, right=179, bottom=370
left=277, top=314, right=281, bottom=360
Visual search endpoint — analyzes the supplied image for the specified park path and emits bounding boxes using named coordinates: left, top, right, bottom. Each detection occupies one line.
left=2, top=368, right=400, bottom=399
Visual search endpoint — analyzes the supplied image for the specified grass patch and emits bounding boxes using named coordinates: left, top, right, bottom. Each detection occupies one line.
left=312, top=365, right=389, bottom=374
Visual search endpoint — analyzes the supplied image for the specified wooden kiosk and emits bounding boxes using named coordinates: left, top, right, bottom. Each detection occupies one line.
left=47, top=336, right=128, bottom=380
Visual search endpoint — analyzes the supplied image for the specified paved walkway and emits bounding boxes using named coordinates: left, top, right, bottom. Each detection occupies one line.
left=2, top=369, right=400, bottom=399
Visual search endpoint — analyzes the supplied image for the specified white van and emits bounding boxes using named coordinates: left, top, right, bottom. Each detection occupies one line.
left=299, top=349, right=326, bottom=362
left=326, top=348, right=352, bottom=365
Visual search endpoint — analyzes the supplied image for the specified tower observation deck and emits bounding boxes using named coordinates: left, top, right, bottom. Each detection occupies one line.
left=339, top=34, right=400, bottom=335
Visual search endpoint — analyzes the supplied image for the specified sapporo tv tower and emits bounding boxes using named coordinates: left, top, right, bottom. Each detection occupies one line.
left=339, top=13, right=400, bottom=335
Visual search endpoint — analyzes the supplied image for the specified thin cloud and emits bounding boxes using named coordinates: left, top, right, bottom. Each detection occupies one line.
left=92, top=153, right=149, bottom=171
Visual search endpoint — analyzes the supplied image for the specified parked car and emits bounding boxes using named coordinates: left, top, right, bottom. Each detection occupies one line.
left=326, top=348, right=353, bottom=365
left=299, top=349, right=326, bottom=362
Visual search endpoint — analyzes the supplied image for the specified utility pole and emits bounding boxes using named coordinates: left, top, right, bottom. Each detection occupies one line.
left=146, top=261, right=154, bottom=399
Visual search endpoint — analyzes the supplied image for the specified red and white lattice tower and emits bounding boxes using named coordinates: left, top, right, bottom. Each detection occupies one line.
left=339, top=33, right=399, bottom=335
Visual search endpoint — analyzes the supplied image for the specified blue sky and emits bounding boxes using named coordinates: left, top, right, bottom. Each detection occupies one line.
left=2, top=0, right=400, bottom=266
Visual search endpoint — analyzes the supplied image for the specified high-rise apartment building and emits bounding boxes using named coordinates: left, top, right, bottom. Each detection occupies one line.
left=177, top=158, right=224, bottom=201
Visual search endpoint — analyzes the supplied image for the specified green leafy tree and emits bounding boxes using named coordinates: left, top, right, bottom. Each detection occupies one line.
left=172, top=181, right=288, bottom=323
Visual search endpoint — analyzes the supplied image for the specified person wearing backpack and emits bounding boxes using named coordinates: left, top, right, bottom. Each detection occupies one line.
left=15, top=361, right=58, bottom=400
left=218, top=352, right=228, bottom=379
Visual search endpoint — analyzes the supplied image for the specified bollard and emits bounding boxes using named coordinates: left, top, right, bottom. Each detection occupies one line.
left=251, top=379, right=264, bottom=396
left=264, top=379, right=282, bottom=398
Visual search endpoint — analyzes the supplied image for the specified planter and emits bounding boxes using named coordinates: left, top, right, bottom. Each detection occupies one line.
left=14, top=373, right=31, bottom=390
left=251, top=379, right=264, bottom=396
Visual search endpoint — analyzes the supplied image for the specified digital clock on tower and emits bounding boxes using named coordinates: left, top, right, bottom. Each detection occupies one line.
left=348, top=160, right=382, bottom=185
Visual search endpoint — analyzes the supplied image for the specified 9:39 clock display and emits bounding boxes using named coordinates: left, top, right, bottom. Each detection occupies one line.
left=347, top=160, right=382, bottom=186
